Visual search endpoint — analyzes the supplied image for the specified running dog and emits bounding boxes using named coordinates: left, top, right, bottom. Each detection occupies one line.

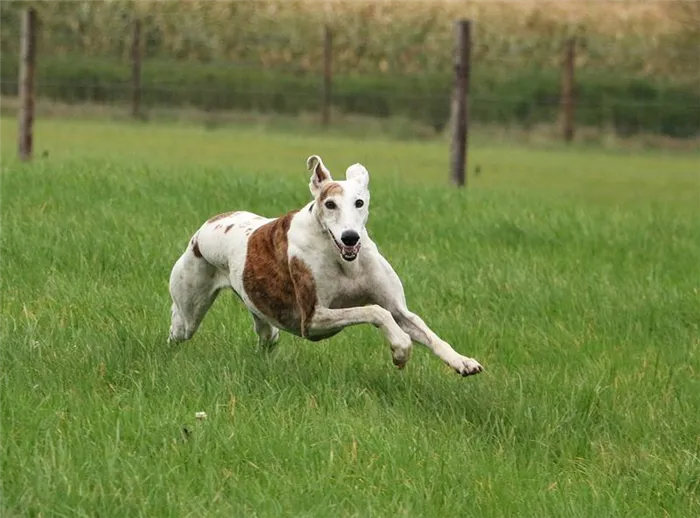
left=168, top=155, right=483, bottom=376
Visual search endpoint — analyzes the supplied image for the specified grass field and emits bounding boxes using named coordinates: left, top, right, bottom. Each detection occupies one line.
left=1, top=116, right=699, bottom=517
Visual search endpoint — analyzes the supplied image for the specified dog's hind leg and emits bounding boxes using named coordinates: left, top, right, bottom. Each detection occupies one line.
left=168, top=245, right=225, bottom=343
left=250, top=313, right=280, bottom=350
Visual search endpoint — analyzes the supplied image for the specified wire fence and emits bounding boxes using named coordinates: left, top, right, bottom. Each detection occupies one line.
left=3, top=5, right=699, bottom=144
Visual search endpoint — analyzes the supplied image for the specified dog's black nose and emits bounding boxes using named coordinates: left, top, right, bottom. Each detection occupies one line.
left=340, top=230, right=360, bottom=247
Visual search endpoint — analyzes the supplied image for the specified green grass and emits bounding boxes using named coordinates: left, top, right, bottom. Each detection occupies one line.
left=1, top=116, right=699, bottom=517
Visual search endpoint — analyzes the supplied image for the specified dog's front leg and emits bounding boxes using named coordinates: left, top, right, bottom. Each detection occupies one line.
left=368, top=255, right=483, bottom=376
left=310, top=306, right=413, bottom=368
left=393, top=309, right=483, bottom=376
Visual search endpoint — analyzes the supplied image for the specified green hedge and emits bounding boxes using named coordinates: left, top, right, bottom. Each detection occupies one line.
left=2, top=57, right=698, bottom=137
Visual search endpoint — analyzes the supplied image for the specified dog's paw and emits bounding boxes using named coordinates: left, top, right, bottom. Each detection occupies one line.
left=391, top=331, right=413, bottom=369
left=392, top=346, right=411, bottom=369
left=451, top=356, right=483, bottom=377
left=168, top=328, right=187, bottom=344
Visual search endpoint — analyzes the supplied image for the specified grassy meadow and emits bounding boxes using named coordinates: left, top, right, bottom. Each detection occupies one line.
left=1, top=116, right=699, bottom=517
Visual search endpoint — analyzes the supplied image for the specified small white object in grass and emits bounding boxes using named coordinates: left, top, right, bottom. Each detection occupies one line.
left=195, top=411, right=208, bottom=420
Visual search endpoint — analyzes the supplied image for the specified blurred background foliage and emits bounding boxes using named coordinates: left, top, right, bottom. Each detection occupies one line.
left=1, top=0, right=699, bottom=137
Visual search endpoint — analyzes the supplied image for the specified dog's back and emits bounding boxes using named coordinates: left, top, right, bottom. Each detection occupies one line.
left=191, top=211, right=270, bottom=272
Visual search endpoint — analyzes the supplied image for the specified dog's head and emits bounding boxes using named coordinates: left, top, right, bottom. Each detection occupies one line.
left=306, top=155, right=370, bottom=262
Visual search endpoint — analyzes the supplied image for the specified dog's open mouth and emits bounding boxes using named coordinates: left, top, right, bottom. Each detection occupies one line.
left=329, top=231, right=361, bottom=262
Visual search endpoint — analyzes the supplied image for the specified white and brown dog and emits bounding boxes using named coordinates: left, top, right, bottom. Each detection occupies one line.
left=168, top=155, right=483, bottom=377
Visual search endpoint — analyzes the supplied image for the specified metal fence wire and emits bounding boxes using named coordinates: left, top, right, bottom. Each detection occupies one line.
left=1, top=2, right=699, bottom=140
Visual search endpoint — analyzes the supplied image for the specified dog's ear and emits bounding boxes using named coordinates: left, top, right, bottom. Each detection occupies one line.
left=307, top=155, right=332, bottom=196
left=345, top=163, right=369, bottom=188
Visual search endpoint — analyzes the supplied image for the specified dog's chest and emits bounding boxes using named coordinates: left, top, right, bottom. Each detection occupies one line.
left=328, top=290, right=372, bottom=309
left=313, top=266, right=372, bottom=309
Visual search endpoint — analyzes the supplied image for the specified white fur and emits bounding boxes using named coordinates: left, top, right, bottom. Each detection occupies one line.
left=168, top=156, right=483, bottom=376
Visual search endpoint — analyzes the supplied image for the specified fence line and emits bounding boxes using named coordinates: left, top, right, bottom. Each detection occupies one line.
left=131, top=18, right=142, bottom=119
left=561, top=37, right=576, bottom=144
left=17, top=7, right=37, bottom=162
left=5, top=78, right=700, bottom=111
left=322, top=24, right=332, bottom=127
left=9, top=56, right=700, bottom=77
left=450, top=20, right=471, bottom=188
left=6, top=80, right=698, bottom=111
left=8, top=8, right=700, bottom=165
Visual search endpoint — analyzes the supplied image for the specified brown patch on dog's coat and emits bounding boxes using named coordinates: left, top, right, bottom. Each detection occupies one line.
left=289, top=257, right=317, bottom=337
left=319, top=182, right=343, bottom=201
left=225, top=224, right=234, bottom=233
left=243, top=210, right=317, bottom=336
left=207, top=211, right=237, bottom=223
left=192, top=240, right=203, bottom=258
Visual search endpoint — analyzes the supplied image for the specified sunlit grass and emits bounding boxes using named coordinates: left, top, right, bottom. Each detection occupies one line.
left=1, top=117, right=699, bottom=517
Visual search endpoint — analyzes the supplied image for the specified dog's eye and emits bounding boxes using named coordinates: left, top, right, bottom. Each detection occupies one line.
left=355, top=199, right=364, bottom=208
left=324, top=200, right=337, bottom=210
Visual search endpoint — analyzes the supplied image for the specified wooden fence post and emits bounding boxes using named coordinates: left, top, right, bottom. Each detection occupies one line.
left=18, top=7, right=37, bottom=162
left=131, top=17, right=142, bottom=118
left=561, top=37, right=575, bottom=143
left=450, top=19, right=471, bottom=187
left=322, top=24, right=332, bottom=127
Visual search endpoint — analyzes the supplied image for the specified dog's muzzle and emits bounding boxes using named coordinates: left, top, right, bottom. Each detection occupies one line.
left=329, top=230, right=361, bottom=262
